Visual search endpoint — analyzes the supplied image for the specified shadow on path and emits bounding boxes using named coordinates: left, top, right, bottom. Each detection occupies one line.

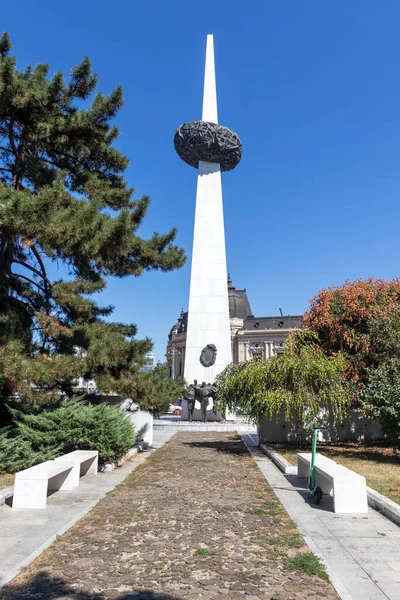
left=181, top=438, right=248, bottom=456
left=250, top=445, right=335, bottom=513
left=1, top=571, right=183, bottom=600
left=321, top=446, right=400, bottom=466
left=271, top=442, right=400, bottom=466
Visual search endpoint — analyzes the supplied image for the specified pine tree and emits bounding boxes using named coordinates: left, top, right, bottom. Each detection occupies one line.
left=130, top=363, right=185, bottom=416
left=0, top=33, right=185, bottom=412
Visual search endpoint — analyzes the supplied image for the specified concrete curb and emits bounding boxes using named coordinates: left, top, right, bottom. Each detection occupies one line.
left=367, top=485, right=400, bottom=527
left=100, top=445, right=141, bottom=471
left=301, top=533, right=354, bottom=600
left=260, top=444, right=400, bottom=528
left=260, top=444, right=297, bottom=474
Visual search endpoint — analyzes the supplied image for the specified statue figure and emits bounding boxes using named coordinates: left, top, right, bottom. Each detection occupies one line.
left=196, top=382, right=210, bottom=423
left=183, top=380, right=218, bottom=423
left=182, top=380, right=217, bottom=423
left=183, top=379, right=199, bottom=422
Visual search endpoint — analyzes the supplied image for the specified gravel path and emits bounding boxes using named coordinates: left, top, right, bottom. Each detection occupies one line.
left=1, top=432, right=338, bottom=600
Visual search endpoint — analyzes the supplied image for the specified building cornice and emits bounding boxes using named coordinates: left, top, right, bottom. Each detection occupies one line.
left=237, top=328, right=300, bottom=336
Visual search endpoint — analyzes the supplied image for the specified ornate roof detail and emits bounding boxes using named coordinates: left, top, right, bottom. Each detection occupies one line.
left=227, top=276, right=253, bottom=320
left=168, top=310, right=188, bottom=340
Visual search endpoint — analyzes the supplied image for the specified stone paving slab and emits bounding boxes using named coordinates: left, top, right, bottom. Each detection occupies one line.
left=0, top=430, right=175, bottom=589
left=243, top=439, right=400, bottom=600
left=1, top=432, right=338, bottom=600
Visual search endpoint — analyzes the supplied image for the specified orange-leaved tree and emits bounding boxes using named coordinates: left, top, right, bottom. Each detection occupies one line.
left=302, top=278, right=400, bottom=387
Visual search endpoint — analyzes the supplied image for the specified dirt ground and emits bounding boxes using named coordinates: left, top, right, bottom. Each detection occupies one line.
left=0, top=474, right=14, bottom=492
left=1, top=432, right=338, bottom=600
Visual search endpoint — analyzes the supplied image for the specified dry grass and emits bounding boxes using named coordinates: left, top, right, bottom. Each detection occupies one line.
left=273, top=442, right=400, bottom=505
left=0, top=473, right=14, bottom=491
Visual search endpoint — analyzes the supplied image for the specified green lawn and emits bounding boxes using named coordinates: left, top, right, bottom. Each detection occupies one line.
left=271, top=442, right=400, bottom=505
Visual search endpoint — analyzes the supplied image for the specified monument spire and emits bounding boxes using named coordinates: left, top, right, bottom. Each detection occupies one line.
left=202, top=34, right=218, bottom=123
left=174, top=35, right=242, bottom=420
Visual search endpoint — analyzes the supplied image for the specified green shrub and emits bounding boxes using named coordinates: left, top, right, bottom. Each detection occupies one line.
left=361, top=361, right=400, bottom=446
left=0, top=401, right=135, bottom=473
left=0, top=428, right=57, bottom=474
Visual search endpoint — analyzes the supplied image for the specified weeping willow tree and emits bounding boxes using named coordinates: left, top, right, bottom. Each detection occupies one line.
left=216, top=331, right=350, bottom=445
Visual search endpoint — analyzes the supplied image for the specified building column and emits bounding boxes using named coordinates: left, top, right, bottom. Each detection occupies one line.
left=178, top=347, right=183, bottom=377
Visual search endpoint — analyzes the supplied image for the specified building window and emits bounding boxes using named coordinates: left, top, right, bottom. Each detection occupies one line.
left=249, top=343, right=264, bottom=359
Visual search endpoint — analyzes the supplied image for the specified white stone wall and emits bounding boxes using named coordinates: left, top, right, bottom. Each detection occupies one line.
left=99, top=396, right=153, bottom=447
left=126, top=407, right=153, bottom=446
left=258, top=409, right=382, bottom=444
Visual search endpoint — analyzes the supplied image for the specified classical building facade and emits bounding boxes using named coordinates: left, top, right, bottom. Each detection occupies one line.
left=166, top=276, right=302, bottom=380
left=142, top=352, right=156, bottom=372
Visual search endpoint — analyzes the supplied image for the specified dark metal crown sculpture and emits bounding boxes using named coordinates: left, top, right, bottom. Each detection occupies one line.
left=174, top=121, right=242, bottom=172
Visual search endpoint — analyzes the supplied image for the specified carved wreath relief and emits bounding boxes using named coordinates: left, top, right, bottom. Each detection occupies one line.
left=199, top=344, right=217, bottom=367
left=174, top=121, right=242, bottom=172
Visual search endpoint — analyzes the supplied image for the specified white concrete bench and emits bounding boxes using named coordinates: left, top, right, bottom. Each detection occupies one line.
left=12, top=450, right=98, bottom=509
left=54, top=450, right=98, bottom=487
left=297, top=452, right=368, bottom=514
left=297, top=452, right=334, bottom=478
left=12, top=459, right=75, bottom=509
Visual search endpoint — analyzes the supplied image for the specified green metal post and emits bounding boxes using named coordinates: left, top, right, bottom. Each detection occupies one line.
left=310, top=428, right=319, bottom=490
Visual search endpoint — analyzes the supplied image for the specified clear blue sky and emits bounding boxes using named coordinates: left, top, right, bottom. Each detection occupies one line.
left=3, top=1, right=400, bottom=360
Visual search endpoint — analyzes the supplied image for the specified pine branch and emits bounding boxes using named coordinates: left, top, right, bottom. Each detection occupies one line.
left=12, top=271, right=46, bottom=293
left=13, top=259, right=52, bottom=285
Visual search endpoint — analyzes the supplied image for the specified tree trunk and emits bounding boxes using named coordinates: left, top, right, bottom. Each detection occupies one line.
left=0, top=234, right=13, bottom=302
left=297, top=409, right=304, bottom=449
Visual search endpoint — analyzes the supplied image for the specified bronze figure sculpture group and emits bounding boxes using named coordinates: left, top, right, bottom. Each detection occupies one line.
left=183, top=380, right=217, bottom=423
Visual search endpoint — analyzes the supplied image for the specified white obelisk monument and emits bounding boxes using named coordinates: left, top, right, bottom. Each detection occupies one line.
left=182, top=36, right=233, bottom=418
left=174, top=35, right=241, bottom=420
